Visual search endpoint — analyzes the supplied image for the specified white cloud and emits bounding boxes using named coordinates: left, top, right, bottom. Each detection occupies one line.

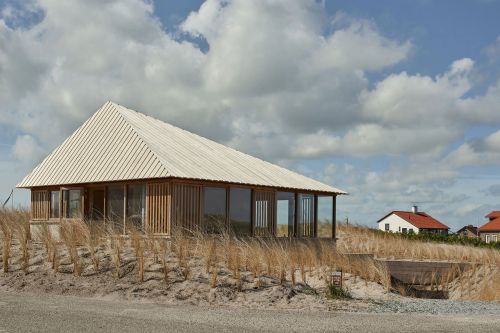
left=485, top=35, right=500, bottom=63
left=11, top=134, right=45, bottom=165
left=1, top=0, right=500, bottom=229
left=445, top=130, right=500, bottom=167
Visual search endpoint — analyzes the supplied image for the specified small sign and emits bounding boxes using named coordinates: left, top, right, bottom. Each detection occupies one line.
left=331, top=270, right=342, bottom=287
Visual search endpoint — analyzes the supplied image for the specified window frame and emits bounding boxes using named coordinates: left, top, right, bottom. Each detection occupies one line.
left=229, top=187, right=252, bottom=237
left=61, top=187, right=84, bottom=219
left=49, top=190, right=61, bottom=220
left=276, top=191, right=295, bottom=238
left=317, top=195, right=334, bottom=239
left=202, top=185, right=229, bottom=234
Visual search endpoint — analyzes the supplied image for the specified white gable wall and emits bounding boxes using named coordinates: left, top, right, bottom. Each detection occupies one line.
left=378, top=213, right=420, bottom=234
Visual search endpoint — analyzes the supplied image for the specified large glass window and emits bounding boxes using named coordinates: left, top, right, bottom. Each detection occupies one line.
left=317, top=195, right=333, bottom=238
left=107, top=185, right=124, bottom=225
left=229, top=187, right=251, bottom=236
left=276, top=192, right=295, bottom=237
left=298, top=193, right=314, bottom=237
left=62, top=189, right=81, bottom=218
left=50, top=191, right=60, bottom=219
left=127, top=184, right=146, bottom=230
left=203, top=187, right=227, bottom=233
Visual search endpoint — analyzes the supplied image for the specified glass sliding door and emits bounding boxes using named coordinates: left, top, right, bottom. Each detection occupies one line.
left=276, top=192, right=295, bottom=237
left=229, top=187, right=251, bottom=236
left=107, top=185, right=124, bottom=229
left=127, top=184, right=146, bottom=231
left=203, top=187, right=227, bottom=233
left=89, top=188, right=105, bottom=221
left=317, top=195, right=333, bottom=238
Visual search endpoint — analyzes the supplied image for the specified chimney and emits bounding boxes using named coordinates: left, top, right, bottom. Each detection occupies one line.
left=412, top=205, right=418, bottom=213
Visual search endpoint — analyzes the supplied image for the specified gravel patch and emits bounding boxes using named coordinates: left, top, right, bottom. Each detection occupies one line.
left=365, top=298, right=500, bottom=315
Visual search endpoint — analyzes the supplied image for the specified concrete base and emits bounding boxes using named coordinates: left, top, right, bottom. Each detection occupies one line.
left=30, top=221, right=61, bottom=241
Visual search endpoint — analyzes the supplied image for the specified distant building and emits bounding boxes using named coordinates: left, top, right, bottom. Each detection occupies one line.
left=456, top=225, right=479, bottom=238
left=479, top=211, right=500, bottom=243
left=377, top=206, right=449, bottom=235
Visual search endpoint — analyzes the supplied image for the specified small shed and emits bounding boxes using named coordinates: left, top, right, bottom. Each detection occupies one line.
left=18, top=101, right=346, bottom=238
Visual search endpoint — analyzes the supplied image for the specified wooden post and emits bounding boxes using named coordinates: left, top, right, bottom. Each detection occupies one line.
left=103, top=186, right=107, bottom=229
left=332, top=195, right=337, bottom=241
left=226, top=186, right=230, bottom=233
left=81, top=189, right=85, bottom=220
left=294, top=192, right=299, bottom=238
left=313, top=194, right=318, bottom=238
left=123, top=184, right=127, bottom=235
left=250, top=189, right=255, bottom=236
left=59, top=188, right=62, bottom=222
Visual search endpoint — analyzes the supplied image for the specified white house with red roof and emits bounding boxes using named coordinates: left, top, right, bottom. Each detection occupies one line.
left=479, top=211, right=500, bottom=243
left=377, top=206, right=449, bottom=235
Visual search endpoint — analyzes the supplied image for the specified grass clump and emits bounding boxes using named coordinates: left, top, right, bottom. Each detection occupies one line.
left=325, top=283, right=352, bottom=299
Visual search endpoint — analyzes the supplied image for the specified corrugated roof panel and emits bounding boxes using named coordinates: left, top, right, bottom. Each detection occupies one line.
left=17, top=102, right=169, bottom=187
left=17, top=102, right=346, bottom=194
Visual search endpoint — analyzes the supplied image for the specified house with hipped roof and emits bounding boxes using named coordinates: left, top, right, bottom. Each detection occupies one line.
left=18, top=101, right=346, bottom=239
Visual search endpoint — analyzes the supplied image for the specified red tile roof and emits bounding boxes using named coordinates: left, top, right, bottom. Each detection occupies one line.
left=485, top=211, right=500, bottom=219
left=378, top=211, right=449, bottom=230
left=479, top=217, right=500, bottom=232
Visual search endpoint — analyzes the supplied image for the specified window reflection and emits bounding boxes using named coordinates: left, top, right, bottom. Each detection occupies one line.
left=229, top=187, right=251, bottom=236
left=50, top=191, right=60, bottom=219
left=203, top=187, right=227, bottom=233
left=62, top=189, right=81, bottom=218
left=107, top=185, right=124, bottom=227
left=127, top=184, right=145, bottom=230
left=317, top=195, right=333, bottom=238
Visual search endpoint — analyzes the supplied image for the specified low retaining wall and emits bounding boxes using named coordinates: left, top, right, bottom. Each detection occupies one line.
left=377, top=259, right=470, bottom=285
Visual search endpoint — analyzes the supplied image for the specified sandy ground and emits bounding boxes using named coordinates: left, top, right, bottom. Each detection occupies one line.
left=0, top=239, right=400, bottom=312
left=1, top=238, right=499, bottom=317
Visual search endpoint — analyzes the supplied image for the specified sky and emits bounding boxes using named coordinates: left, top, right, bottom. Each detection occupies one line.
left=0, top=0, right=500, bottom=231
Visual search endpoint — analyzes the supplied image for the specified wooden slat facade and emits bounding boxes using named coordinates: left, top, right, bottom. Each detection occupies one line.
left=28, top=179, right=337, bottom=239
left=171, top=182, right=202, bottom=233
left=31, top=190, right=49, bottom=220
left=146, top=182, right=170, bottom=234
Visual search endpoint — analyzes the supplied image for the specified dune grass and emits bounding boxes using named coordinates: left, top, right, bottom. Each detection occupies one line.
left=0, top=208, right=498, bottom=301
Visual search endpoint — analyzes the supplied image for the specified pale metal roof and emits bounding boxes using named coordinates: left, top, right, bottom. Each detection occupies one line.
left=17, top=101, right=346, bottom=194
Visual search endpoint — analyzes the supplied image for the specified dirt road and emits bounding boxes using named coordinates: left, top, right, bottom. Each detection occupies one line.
left=0, top=291, right=498, bottom=332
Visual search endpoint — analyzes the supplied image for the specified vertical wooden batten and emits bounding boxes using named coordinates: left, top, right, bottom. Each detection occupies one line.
left=294, top=192, right=299, bottom=238
left=123, top=184, right=127, bottom=234
left=146, top=182, right=171, bottom=235
left=332, top=194, right=337, bottom=241
left=313, top=194, right=318, bottom=238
